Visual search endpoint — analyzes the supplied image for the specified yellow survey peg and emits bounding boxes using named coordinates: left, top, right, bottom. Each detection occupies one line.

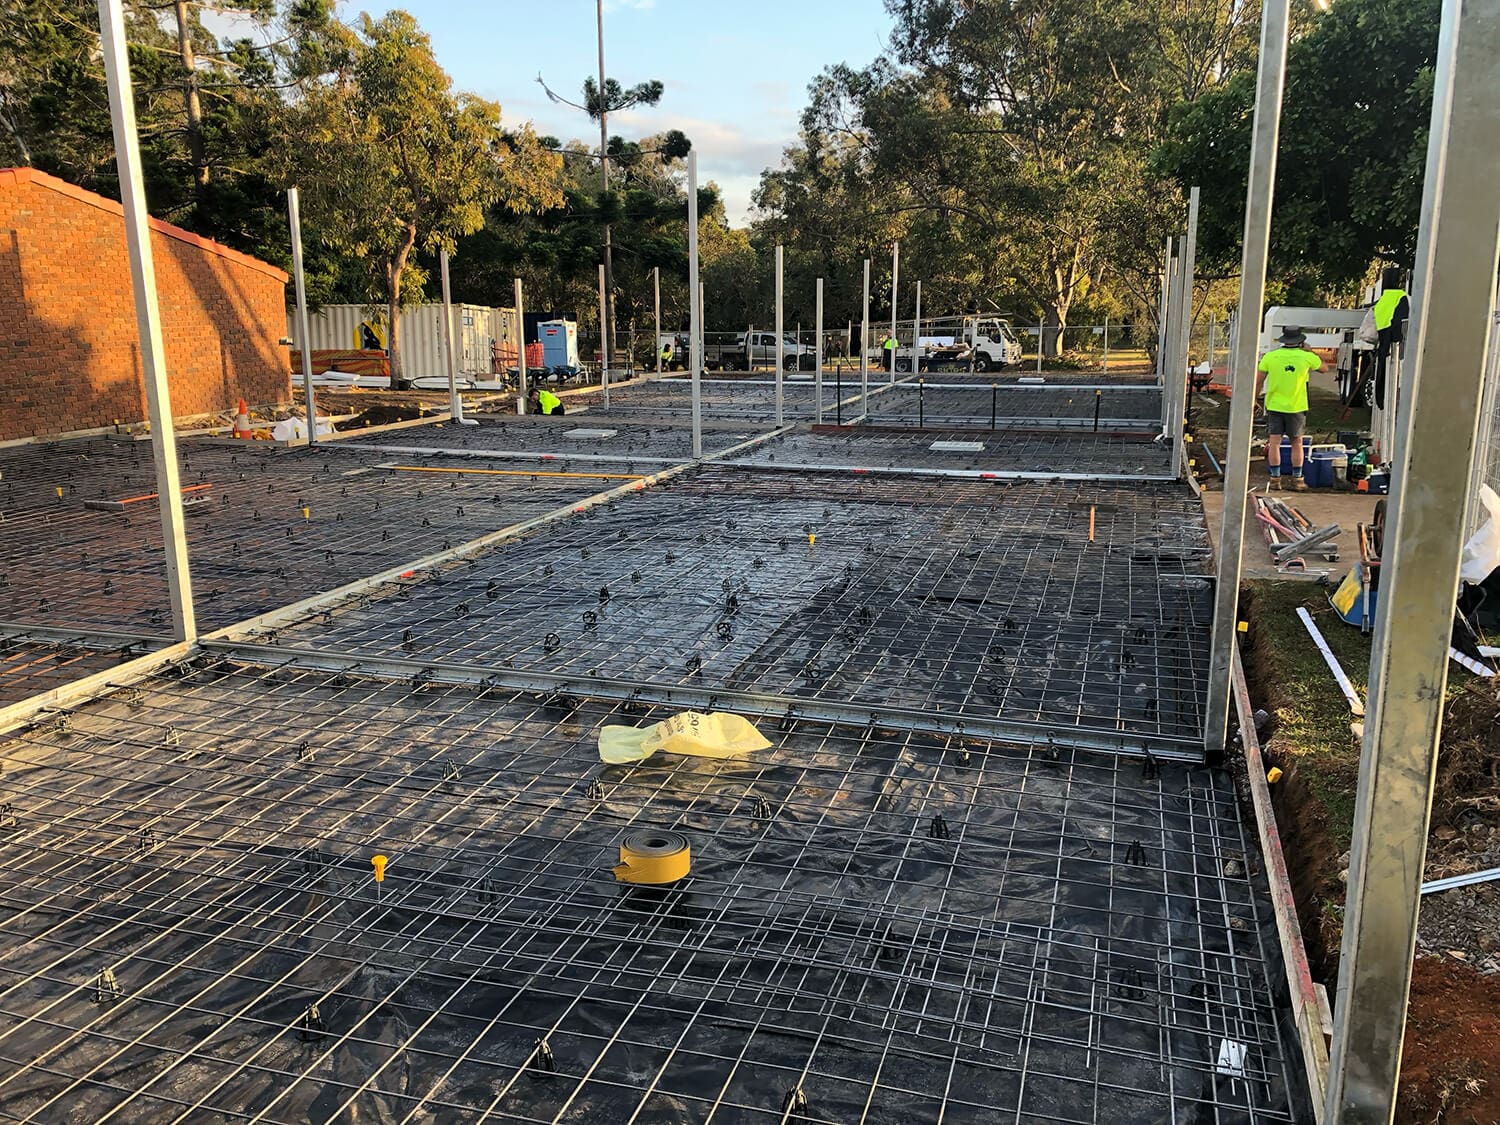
left=371, top=854, right=389, bottom=883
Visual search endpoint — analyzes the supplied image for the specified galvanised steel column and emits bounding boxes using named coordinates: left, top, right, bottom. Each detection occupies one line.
left=1170, top=186, right=1201, bottom=478
left=774, top=244, right=784, bottom=425
left=815, top=278, right=825, bottom=424
left=889, top=240, right=899, bottom=382
left=860, top=258, right=871, bottom=416
left=1327, top=0, right=1500, bottom=1118
left=1204, top=4, right=1290, bottom=763
left=287, top=187, right=318, bottom=442
left=653, top=266, right=661, bottom=378
left=514, top=278, right=527, bottom=413
left=687, top=151, right=702, bottom=457
left=97, top=0, right=196, bottom=643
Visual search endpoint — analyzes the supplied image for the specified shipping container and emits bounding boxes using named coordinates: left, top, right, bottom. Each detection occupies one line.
left=289, top=303, right=517, bottom=381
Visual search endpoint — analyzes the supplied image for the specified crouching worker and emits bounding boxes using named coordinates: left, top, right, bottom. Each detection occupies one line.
left=528, top=387, right=565, bottom=416
left=1256, top=326, right=1322, bottom=491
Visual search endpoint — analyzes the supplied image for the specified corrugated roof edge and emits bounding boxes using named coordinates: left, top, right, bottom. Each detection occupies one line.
left=0, top=166, right=290, bottom=284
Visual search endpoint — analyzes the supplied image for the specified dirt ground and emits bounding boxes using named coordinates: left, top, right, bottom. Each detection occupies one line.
left=1232, top=558, right=1500, bottom=1120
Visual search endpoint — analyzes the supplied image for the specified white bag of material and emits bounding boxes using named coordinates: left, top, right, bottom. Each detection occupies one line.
left=1460, top=484, right=1500, bottom=583
left=271, top=416, right=335, bottom=441
left=1357, top=307, right=1380, bottom=346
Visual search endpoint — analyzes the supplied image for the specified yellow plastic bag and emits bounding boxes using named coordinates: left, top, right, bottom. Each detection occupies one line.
left=598, top=711, right=773, bottom=764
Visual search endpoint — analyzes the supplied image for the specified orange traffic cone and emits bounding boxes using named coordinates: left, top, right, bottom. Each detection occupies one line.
left=232, top=399, right=253, bottom=439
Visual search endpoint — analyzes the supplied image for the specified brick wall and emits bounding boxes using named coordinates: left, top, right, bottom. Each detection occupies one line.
left=0, top=168, right=291, bottom=441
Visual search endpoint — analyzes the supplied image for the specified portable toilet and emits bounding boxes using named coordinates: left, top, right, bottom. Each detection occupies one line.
left=538, top=319, right=579, bottom=369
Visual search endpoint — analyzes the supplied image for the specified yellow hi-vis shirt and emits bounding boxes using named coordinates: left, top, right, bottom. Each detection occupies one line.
left=537, top=389, right=562, bottom=414
left=1373, top=288, right=1407, bottom=330
left=1258, top=347, right=1322, bottom=414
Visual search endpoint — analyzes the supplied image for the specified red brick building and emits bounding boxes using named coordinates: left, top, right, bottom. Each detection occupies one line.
left=0, top=167, right=291, bottom=441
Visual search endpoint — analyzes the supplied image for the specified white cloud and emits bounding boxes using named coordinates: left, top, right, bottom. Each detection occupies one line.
left=613, top=110, right=791, bottom=225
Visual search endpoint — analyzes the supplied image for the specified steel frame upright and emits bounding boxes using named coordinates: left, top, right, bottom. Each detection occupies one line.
left=1170, top=187, right=1201, bottom=479
left=1326, top=0, right=1500, bottom=1118
left=687, top=152, right=702, bottom=457
left=97, top=0, right=196, bottom=644
left=1204, top=6, right=1290, bottom=764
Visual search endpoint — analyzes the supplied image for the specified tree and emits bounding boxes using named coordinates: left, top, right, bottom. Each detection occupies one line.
left=289, top=10, right=562, bottom=384
left=1159, top=0, right=1440, bottom=297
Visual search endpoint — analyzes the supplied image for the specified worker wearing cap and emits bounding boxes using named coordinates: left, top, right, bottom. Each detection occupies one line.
left=528, top=387, right=565, bottom=416
left=1256, top=326, right=1322, bottom=491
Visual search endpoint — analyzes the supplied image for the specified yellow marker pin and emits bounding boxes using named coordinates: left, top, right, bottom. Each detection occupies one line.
left=1237, top=621, right=1249, bottom=633
left=1266, top=767, right=1283, bottom=784
left=55, top=487, right=63, bottom=499
left=302, top=506, right=310, bottom=520
left=808, top=533, right=816, bottom=549
left=372, top=854, right=388, bottom=881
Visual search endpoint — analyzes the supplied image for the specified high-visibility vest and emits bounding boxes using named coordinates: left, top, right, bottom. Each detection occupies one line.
left=537, top=390, right=562, bottom=414
left=1373, top=288, right=1406, bottom=330
left=882, top=337, right=895, bottom=350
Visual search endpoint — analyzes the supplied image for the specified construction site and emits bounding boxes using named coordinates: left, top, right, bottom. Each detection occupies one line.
left=2, top=1, right=1499, bottom=1123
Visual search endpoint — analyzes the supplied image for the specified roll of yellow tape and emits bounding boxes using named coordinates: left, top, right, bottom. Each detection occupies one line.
left=613, top=830, right=691, bottom=884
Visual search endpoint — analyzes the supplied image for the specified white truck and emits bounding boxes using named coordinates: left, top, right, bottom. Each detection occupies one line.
left=702, top=330, right=816, bottom=372
left=872, top=318, right=1024, bottom=372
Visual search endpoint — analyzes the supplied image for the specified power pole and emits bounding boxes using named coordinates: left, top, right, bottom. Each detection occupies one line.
left=597, top=0, right=615, bottom=375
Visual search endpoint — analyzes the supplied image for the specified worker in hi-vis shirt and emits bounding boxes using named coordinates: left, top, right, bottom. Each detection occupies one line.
left=1256, top=326, right=1323, bottom=491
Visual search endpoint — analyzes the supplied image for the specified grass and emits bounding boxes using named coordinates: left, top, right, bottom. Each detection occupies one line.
left=1192, top=382, right=1369, bottom=444
left=1244, top=579, right=1369, bottom=853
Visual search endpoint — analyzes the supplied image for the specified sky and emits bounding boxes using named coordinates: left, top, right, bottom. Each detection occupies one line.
left=351, top=0, right=895, bottom=225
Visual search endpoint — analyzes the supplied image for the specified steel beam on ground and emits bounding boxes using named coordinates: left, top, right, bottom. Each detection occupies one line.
left=1326, top=0, right=1500, bottom=1118
left=1201, top=0, right=1289, bottom=765
left=687, top=152, right=702, bottom=457
left=1171, top=187, right=1201, bottom=478
left=97, top=0, right=196, bottom=644
left=287, top=187, right=318, bottom=443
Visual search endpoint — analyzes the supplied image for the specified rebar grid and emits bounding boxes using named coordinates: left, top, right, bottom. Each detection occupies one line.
left=0, top=657, right=1297, bottom=1124
left=0, top=440, right=620, bottom=632
left=0, top=630, right=155, bottom=706
left=727, top=431, right=1171, bottom=478
left=863, top=386, right=1163, bottom=430
left=341, top=416, right=775, bottom=465
left=243, top=467, right=1211, bottom=743
left=569, top=379, right=891, bottom=421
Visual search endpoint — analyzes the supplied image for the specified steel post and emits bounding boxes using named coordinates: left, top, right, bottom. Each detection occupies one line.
left=890, top=240, right=899, bottom=382
left=287, top=188, right=318, bottom=443
left=687, top=152, right=702, bottom=457
left=1327, top=1, right=1500, bottom=1119
left=1171, top=187, right=1201, bottom=478
left=597, top=263, right=610, bottom=408
left=97, top=0, right=196, bottom=643
left=914, top=280, right=922, bottom=376
left=1103, top=314, right=1109, bottom=373
left=1157, top=236, right=1173, bottom=383
left=775, top=244, right=784, bottom=425
left=1203, top=3, right=1290, bottom=765
left=815, top=278, right=825, bottom=424
left=514, top=278, right=527, bottom=414
left=860, top=259, right=871, bottom=414
left=653, top=266, right=661, bottom=378
left=439, top=250, right=469, bottom=424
